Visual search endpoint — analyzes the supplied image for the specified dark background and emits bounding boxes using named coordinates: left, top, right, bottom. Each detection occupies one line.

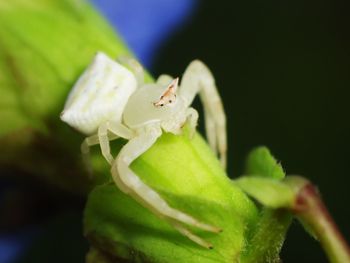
left=152, top=0, right=350, bottom=262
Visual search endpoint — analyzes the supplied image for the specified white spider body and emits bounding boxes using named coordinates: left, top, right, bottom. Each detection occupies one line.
left=60, top=52, right=227, bottom=249
left=61, top=52, right=137, bottom=135
left=123, top=83, right=186, bottom=132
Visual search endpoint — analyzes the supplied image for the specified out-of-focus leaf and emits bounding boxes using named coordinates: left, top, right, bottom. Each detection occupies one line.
left=0, top=0, right=130, bottom=127
left=0, top=0, right=131, bottom=193
left=245, top=147, right=285, bottom=180
left=236, top=177, right=295, bottom=208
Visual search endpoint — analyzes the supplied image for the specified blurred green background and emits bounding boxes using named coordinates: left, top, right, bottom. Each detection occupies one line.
left=152, top=1, right=349, bottom=262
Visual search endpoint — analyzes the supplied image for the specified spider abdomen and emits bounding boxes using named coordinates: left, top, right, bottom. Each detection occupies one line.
left=60, top=52, right=137, bottom=135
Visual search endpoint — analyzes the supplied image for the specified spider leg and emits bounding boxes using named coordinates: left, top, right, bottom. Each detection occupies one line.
left=203, top=106, right=217, bottom=154
left=171, top=220, right=213, bottom=249
left=106, top=121, right=135, bottom=139
left=81, top=121, right=135, bottom=168
left=81, top=132, right=119, bottom=174
left=117, top=56, right=144, bottom=85
left=98, top=121, right=135, bottom=165
left=111, top=124, right=220, bottom=248
left=102, top=121, right=136, bottom=165
left=97, top=123, right=114, bottom=164
left=185, top=107, right=199, bottom=139
left=156, top=74, right=173, bottom=85
left=180, top=60, right=227, bottom=169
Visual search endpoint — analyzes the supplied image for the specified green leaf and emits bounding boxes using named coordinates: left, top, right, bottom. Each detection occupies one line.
left=245, top=147, right=285, bottom=180
left=235, top=177, right=295, bottom=208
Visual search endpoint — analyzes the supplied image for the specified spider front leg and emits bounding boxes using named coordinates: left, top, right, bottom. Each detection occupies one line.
left=156, top=74, right=173, bottom=85
left=82, top=121, right=135, bottom=168
left=111, top=124, right=220, bottom=248
left=81, top=132, right=119, bottom=174
left=186, top=107, right=199, bottom=139
left=117, top=56, right=144, bottom=85
left=180, top=60, right=227, bottom=168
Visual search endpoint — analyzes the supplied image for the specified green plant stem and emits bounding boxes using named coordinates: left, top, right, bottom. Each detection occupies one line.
left=240, top=208, right=292, bottom=263
left=237, top=172, right=350, bottom=263
left=293, top=183, right=350, bottom=263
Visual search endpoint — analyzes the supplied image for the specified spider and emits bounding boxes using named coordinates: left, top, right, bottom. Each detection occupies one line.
left=60, top=52, right=227, bottom=248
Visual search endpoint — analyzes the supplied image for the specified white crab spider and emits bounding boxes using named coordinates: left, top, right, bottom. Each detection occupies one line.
left=60, top=52, right=227, bottom=248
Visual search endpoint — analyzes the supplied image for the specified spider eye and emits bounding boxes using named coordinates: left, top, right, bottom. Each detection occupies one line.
left=169, top=100, right=172, bottom=103
left=160, top=104, right=164, bottom=107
